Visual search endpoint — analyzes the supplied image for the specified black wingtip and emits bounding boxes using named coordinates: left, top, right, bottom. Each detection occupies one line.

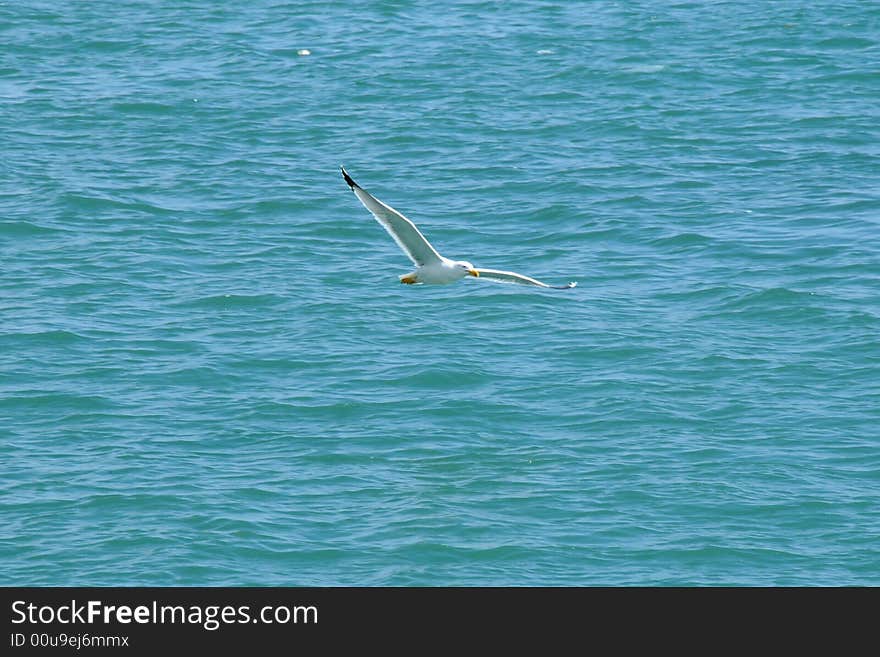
left=340, top=166, right=358, bottom=190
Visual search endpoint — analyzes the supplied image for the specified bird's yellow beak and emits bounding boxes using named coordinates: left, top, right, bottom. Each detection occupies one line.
left=469, top=268, right=479, bottom=277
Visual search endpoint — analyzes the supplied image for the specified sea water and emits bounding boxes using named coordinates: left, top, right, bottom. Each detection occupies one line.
left=2, top=1, right=878, bottom=585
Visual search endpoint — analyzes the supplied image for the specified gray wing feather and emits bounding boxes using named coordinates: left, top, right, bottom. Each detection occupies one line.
left=476, top=268, right=577, bottom=290
left=342, top=167, right=443, bottom=267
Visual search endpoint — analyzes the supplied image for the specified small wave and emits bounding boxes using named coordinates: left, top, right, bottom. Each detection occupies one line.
left=649, top=232, right=714, bottom=248
left=0, top=220, right=65, bottom=236
left=816, top=36, right=875, bottom=50
left=111, top=101, right=176, bottom=115
left=58, top=192, right=167, bottom=214
left=709, top=286, right=836, bottom=321
left=625, top=64, right=666, bottom=73
left=2, top=329, right=90, bottom=345
left=174, top=293, right=284, bottom=309
left=0, top=391, right=116, bottom=410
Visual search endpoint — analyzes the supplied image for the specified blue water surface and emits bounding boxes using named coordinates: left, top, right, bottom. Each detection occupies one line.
left=2, top=0, right=879, bottom=585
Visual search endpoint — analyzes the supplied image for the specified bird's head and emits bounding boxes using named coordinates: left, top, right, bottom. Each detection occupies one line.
left=455, top=261, right=479, bottom=277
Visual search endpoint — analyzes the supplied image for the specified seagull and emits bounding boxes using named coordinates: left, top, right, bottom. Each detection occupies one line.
left=341, top=167, right=577, bottom=290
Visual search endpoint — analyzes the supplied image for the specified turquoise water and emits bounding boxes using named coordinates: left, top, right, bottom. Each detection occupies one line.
left=2, top=0, right=879, bottom=586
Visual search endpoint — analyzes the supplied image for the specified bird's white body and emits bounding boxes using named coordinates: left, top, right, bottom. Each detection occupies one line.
left=401, top=258, right=476, bottom=285
left=341, top=166, right=576, bottom=290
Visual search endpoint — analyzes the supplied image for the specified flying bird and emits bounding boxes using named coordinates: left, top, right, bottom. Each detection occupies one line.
left=341, top=167, right=576, bottom=290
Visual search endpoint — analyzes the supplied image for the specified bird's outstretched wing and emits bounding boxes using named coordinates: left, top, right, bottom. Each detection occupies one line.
left=341, top=166, right=443, bottom=267
left=475, top=268, right=577, bottom=290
